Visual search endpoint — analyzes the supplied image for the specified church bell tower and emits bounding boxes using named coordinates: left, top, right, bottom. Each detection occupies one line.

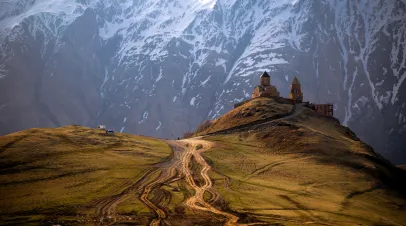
left=289, top=76, right=303, bottom=102
left=260, top=71, right=271, bottom=87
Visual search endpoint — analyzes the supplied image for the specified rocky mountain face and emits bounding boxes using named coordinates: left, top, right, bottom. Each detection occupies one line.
left=0, top=0, right=405, bottom=163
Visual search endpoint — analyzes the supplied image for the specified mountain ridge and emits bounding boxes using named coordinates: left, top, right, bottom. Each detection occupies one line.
left=0, top=0, right=405, bottom=163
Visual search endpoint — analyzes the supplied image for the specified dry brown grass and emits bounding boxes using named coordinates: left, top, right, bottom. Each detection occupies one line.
left=183, top=120, right=213, bottom=138
left=2, top=100, right=406, bottom=225
left=202, top=103, right=406, bottom=225
left=183, top=131, right=194, bottom=139
left=0, top=125, right=172, bottom=225
left=195, top=120, right=212, bottom=134
left=200, top=97, right=293, bottom=134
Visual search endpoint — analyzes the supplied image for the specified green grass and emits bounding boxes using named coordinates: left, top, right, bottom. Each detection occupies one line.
left=202, top=130, right=406, bottom=225
left=0, top=125, right=172, bottom=224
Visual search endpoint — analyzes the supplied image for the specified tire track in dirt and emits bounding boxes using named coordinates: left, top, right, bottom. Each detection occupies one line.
left=244, top=156, right=312, bottom=181
left=0, top=135, right=28, bottom=155
left=179, top=138, right=267, bottom=226
left=93, top=140, right=185, bottom=226
left=92, top=141, right=182, bottom=224
left=93, top=168, right=158, bottom=224
left=140, top=167, right=180, bottom=226
left=90, top=103, right=302, bottom=225
left=93, top=138, right=267, bottom=225
left=138, top=140, right=186, bottom=226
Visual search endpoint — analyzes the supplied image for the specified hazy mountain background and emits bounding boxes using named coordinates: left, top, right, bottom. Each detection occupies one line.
left=0, top=0, right=405, bottom=163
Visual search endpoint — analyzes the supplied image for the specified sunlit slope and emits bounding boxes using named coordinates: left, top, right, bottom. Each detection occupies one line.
left=202, top=99, right=406, bottom=225
left=1, top=99, right=405, bottom=226
left=201, top=98, right=293, bottom=134
left=0, top=125, right=172, bottom=224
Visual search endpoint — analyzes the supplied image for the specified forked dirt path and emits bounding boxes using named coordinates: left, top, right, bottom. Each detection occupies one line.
left=94, top=137, right=265, bottom=225
left=139, top=140, right=185, bottom=226
left=174, top=138, right=266, bottom=226
left=93, top=142, right=184, bottom=225
left=179, top=138, right=241, bottom=225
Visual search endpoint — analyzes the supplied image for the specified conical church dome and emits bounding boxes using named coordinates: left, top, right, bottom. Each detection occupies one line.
left=260, top=71, right=270, bottom=78
left=292, top=76, right=300, bottom=85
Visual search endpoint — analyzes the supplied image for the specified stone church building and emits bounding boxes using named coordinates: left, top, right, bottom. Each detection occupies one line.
left=249, top=71, right=334, bottom=117
left=251, top=71, right=280, bottom=98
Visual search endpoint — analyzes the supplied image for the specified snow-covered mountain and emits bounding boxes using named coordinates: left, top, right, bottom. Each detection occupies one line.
left=0, top=0, right=405, bottom=163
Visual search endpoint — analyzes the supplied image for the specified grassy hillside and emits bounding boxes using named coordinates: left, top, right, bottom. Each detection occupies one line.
left=201, top=100, right=406, bottom=225
left=0, top=125, right=172, bottom=225
left=200, top=98, right=293, bottom=134
left=1, top=98, right=405, bottom=226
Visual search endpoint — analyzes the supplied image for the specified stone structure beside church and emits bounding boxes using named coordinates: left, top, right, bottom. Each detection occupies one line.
left=314, top=104, right=334, bottom=117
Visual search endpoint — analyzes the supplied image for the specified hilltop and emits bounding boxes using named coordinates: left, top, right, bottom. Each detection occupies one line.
left=1, top=0, right=405, bottom=165
left=0, top=126, right=173, bottom=225
left=201, top=97, right=406, bottom=224
left=1, top=98, right=406, bottom=225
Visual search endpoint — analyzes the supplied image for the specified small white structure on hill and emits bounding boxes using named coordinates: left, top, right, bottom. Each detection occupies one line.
left=98, top=125, right=106, bottom=130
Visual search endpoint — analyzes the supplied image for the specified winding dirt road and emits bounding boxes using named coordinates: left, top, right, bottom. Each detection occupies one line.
left=179, top=138, right=242, bottom=226
left=94, top=137, right=264, bottom=225
left=139, top=140, right=185, bottom=226
left=146, top=138, right=264, bottom=225
left=92, top=103, right=304, bottom=225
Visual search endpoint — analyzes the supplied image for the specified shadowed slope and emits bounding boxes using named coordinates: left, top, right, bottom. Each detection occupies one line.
left=201, top=98, right=406, bottom=225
